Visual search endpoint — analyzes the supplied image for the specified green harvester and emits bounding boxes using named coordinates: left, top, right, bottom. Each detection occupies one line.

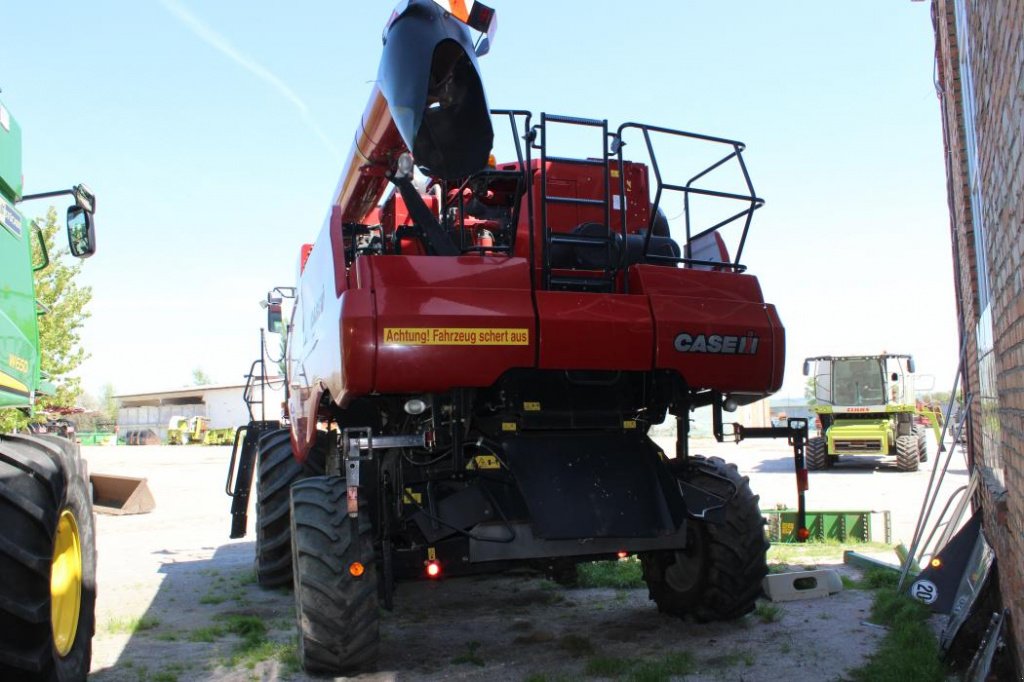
left=803, top=354, right=941, bottom=472
left=1, top=95, right=99, bottom=680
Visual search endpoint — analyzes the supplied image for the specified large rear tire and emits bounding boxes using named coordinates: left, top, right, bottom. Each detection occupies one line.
left=254, top=429, right=326, bottom=588
left=291, top=476, right=379, bottom=675
left=895, top=435, right=920, bottom=472
left=0, top=434, right=96, bottom=681
left=640, top=456, right=767, bottom=622
left=806, top=436, right=828, bottom=470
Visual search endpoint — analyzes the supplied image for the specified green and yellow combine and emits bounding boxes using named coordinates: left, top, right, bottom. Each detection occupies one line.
left=1, top=96, right=98, bottom=680
left=803, top=354, right=941, bottom=472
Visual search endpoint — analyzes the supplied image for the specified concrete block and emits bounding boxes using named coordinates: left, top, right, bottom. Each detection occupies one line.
left=762, top=569, right=843, bottom=603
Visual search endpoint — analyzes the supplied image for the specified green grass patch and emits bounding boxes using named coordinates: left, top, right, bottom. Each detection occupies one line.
left=234, top=569, right=257, bottom=586
left=219, top=614, right=267, bottom=652
left=629, top=652, right=695, bottom=682
left=754, top=601, right=781, bottom=623
left=230, top=639, right=297, bottom=670
left=585, top=655, right=635, bottom=676
left=451, top=640, right=485, bottom=666
left=767, top=539, right=893, bottom=568
left=577, top=557, right=644, bottom=589
left=187, top=626, right=224, bottom=643
left=198, top=593, right=229, bottom=605
left=584, top=652, right=694, bottom=681
left=848, top=590, right=946, bottom=681
left=104, top=616, right=160, bottom=635
left=558, top=633, right=594, bottom=657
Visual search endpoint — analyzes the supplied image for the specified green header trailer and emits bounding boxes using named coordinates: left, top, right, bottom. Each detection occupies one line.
left=803, top=354, right=940, bottom=472
left=1, top=96, right=99, bottom=680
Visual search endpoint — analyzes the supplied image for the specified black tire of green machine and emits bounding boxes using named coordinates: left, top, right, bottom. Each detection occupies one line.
left=896, top=435, right=920, bottom=472
left=805, top=437, right=827, bottom=470
left=0, top=434, right=96, bottom=681
left=290, top=476, right=380, bottom=675
left=915, top=427, right=929, bottom=463
left=254, top=429, right=327, bottom=588
left=640, top=455, right=768, bottom=622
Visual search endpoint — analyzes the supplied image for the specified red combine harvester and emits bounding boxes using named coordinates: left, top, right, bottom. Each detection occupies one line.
left=226, top=0, right=809, bottom=673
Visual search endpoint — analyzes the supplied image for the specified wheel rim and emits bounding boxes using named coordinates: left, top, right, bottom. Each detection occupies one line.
left=51, top=509, right=83, bottom=657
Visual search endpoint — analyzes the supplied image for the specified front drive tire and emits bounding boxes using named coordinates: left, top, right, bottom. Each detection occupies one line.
left=290, top=476, right=379, bottom=675
left=254, top=429, right=326, bottom=588
left=640, top=455, right=768, bottom=622
left=805, top=436, right=828, bottom=470
left=896, top=435, right=920, bottom=472
left=0, top=434, right=96, bottom=681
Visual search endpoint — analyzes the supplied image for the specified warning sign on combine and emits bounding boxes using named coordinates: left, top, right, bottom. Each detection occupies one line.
left=383, top=327, right=529, bottom=346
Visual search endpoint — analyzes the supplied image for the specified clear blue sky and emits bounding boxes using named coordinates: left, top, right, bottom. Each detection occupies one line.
left=1, top=1, right=956, bottom=402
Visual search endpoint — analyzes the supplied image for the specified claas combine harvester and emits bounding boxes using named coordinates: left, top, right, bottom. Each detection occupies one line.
left=226, top=0, right=810, bottom=674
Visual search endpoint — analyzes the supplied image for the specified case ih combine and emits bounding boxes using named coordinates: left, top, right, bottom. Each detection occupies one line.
left=227, top=0, right=808, bottom=674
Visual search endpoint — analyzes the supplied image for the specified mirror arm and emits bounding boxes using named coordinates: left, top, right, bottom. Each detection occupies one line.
left=19, top=184, right=95, bottom=212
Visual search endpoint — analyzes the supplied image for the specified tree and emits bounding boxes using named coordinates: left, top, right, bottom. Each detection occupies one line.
left=804, top=376, right=816, bottom=406
left=0, top=208, right=93, bottom=432
left=100, top=382, right=118, bottom=423
left=192, top=367, right=213, bottom=386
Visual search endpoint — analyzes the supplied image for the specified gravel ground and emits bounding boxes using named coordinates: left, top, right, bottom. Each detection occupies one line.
left=83, top=431, right=966, bottom=681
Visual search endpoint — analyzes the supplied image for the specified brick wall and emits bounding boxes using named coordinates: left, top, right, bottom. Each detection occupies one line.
left=933, top=0, right=1024, bottom=669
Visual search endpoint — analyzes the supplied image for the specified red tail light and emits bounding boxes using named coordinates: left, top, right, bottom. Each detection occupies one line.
left=426, top=560, right=442, bottom=578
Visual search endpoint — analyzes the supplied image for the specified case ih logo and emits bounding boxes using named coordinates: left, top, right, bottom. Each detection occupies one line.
left=674, top=332, right=759, bottom=355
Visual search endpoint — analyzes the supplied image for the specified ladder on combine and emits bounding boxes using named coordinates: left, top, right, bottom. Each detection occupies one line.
left=535, top=113, right=621, bottom=293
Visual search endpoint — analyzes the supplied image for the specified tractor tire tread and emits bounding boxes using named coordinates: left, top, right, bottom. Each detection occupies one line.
left=896, top=434, right=920, bottom=472
left=806, top=437, right=828, bottom=470
left=642, top=455, right=768, bottom=622
left=0, top=434, right=96, bottom=681
left=291, top=476, right=379, bottom=675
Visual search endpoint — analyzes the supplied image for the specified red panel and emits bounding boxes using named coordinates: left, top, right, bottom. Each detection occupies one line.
left=629, top=264, right=765, bottom=301
left=632, top=265, right=783, bottom=396
left=369, top=256, right=536, bottom=393
left=339, top=290, right=377, bottom=404
left=536, top=292, right=653, bottom=370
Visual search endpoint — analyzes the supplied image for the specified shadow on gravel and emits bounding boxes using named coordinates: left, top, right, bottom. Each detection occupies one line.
left=753, top=454, right=942, bottom=475
left=89, top=541, right=298, bottom=682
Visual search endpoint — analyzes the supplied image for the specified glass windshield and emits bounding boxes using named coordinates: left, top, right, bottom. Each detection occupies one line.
left=831, top=358, right=886, bottom=406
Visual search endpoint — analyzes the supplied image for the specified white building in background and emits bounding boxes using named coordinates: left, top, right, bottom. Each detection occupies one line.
left=115, top=381, right=285, bottom=442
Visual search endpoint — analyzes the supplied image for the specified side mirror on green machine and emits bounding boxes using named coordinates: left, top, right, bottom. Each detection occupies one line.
left=66, top=206, right=96, bottom=258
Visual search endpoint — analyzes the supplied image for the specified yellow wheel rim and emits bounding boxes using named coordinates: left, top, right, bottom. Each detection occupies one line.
left=51, top=509, right=83, bottom=657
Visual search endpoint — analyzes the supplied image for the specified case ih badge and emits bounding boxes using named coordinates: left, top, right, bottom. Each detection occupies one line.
left=674, top=331, right=760, bottom=355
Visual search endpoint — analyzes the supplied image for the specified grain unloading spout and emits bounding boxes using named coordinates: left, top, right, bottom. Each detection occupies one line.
left=332, top=0, right=496, bottom=223
left=90, top=473, right=155, bottom=515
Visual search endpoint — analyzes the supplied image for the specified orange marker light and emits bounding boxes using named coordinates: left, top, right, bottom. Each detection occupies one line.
left=930, top=558, right=942, bottom=568
left=426, top=561, right=442, bottom=578
left=349, top=561, right=365, bottom=577
left=617, top=551, right=629, bottom=559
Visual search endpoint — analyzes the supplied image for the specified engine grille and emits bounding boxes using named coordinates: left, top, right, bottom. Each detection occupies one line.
left=833, top=439, right=883, bottom=454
